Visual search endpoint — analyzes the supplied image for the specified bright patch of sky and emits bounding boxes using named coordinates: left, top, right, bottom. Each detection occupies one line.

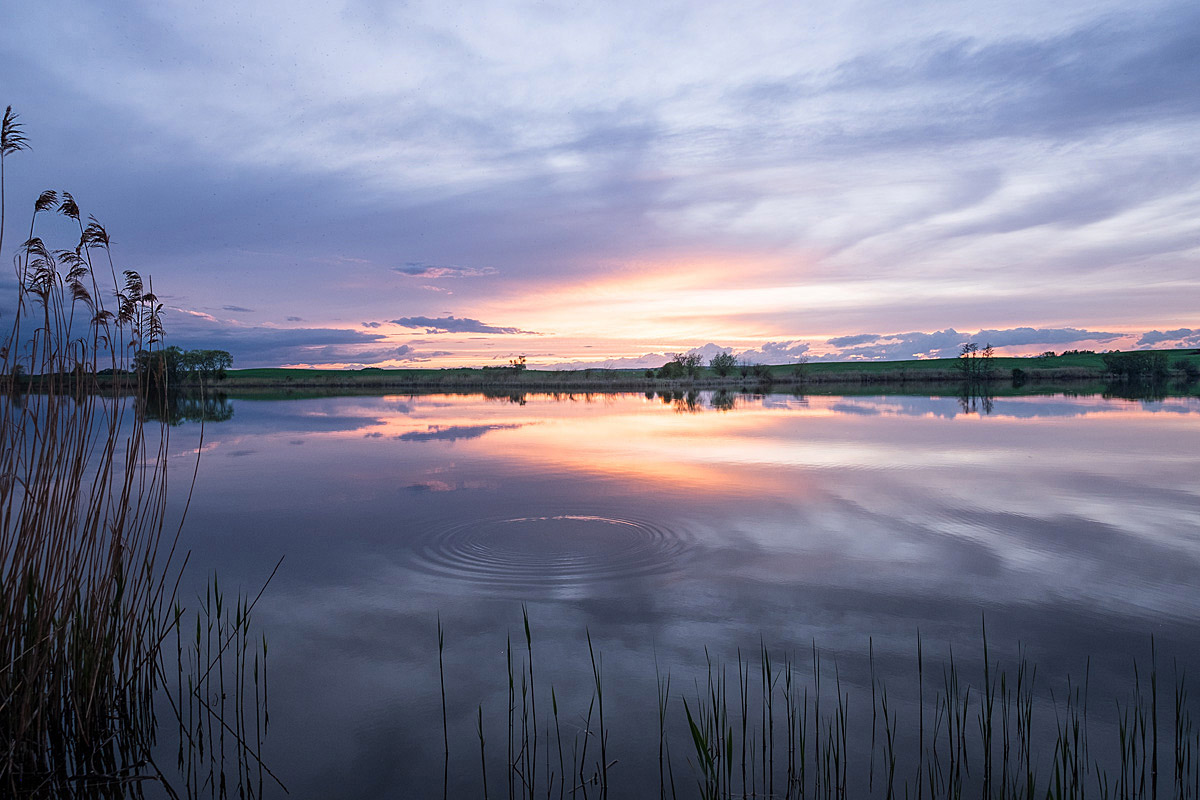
left=2, top=0, right=1197, bottom=367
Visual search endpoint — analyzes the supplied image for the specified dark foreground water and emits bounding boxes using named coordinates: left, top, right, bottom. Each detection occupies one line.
left=163, top=390, right=1200, bottom=798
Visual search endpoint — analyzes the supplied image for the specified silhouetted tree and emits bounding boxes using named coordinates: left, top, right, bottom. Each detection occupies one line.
left=658, top=352, right=701, bottom=379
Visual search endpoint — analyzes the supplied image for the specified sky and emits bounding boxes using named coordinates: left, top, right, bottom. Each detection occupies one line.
left=2, top=0, right=1198, bottom=369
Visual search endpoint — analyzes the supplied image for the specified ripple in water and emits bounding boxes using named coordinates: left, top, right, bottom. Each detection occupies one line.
left=410, top=515, right=689, bottom=591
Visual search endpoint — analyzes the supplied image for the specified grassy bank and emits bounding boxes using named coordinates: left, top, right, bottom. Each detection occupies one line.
left=202, top=349, right=1200, bottom=392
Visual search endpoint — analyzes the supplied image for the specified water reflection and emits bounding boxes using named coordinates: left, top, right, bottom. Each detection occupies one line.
left=166, top=390, right=1200, bottom=798
left=143, top=390, right=235, bottom=425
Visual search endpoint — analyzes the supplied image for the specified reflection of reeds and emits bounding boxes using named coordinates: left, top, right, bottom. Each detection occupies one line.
left=441, top=614, right=1200, bottom=799
left=0, top=109, right=272, bottom=798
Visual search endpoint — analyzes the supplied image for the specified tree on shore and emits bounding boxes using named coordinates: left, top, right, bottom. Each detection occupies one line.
left=658, top=352, right=701, bottom=379
left=709, top=352, right=737, bottom=376
left=135, top=346, right=233, bottom=391
left=958, top=341, right=994, bottom=381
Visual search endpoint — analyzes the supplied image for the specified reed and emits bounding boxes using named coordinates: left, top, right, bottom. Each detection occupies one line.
left=0, top=107, right=273, bottom=798
left=438, top=611, right=1200, bottom=800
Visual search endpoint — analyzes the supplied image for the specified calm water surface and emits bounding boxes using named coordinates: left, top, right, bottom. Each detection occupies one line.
left=167, top=391, right=1200, bottom=797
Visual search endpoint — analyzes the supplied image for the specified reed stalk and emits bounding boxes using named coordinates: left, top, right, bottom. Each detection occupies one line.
left=0, top=107, right=273, bottom=799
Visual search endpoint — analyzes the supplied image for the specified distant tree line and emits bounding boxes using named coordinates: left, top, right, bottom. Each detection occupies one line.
left=646, top=351, right=796, bottom=383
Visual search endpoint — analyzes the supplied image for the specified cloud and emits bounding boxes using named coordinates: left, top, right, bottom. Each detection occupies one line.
left=1138, top=328, right=1200, bottom=347
left=163, top=313, right=391, bottom=368
left=392, top=262, right=497, bottom=279
left=542, top=353, right=675, bottom=371
left=681, top=343, right=731, bottom=361
left=826, top=333, right=880, bottom=347
left=286, top=316, right=304, bottom=322
left=392, top=345, right=455, bottom=363
left=362, top=321, right=382, bottom=328
left=738, top=341, right=811, bottom=363
left=396, top=424, right=523, bottom=442
left=169, top=306, right=219, bottom=323
left=822, top=327, right=1124, bottom=361
left=222, top=305, right=254, bottom=313
left=974, top=327, right=1124, bottom=347
left=389, top=315, right=536, bottom=335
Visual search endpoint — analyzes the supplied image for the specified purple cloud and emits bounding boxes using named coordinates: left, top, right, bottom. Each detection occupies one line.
left=389, top=315, right=537, bottom=335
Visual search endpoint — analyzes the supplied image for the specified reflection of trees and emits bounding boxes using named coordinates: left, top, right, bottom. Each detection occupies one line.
left=483, top=390, right=528, bottom=405
left=1102, top=379, right=1170, bottom=402
left=710, top=390, right=737, bottom=412
left=652, top=390, right=702, bottom=413
left=142, top=391, right=235, bottom=426
left=957, top=384, right=995, bottom=415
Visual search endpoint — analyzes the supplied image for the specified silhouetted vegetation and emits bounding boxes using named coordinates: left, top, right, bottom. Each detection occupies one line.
left=658, top=352, right=703, bottom=379
left=1103, top=351, right=1169, bottom=381
left=135, top=346, right=233, bottom=394
left=0, top=105, right=272, bottom=798
left=957, top=341, right=996, bottom=381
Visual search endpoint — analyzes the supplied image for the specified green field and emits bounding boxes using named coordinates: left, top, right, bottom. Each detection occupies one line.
left=216, top=349, right=1200, bottom=390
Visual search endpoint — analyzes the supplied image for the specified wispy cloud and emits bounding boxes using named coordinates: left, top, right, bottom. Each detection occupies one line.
left=392, top=262, right=498, bottom=279
left=169, top=306, right=219, bottom=323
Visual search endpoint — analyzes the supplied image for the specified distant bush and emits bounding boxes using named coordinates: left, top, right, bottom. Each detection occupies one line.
left=1102, top=351, right=1168, bottom=380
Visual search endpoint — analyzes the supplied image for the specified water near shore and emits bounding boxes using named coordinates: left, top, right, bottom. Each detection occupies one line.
left=166, top=390, right=1200, bottom=797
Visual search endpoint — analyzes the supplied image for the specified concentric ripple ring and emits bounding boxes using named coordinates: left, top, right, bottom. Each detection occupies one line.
left=409, top=514, right=690, bottom=590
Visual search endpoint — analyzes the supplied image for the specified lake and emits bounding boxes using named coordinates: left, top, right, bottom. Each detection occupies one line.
left=165, top=389, right=1200, bottom=798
